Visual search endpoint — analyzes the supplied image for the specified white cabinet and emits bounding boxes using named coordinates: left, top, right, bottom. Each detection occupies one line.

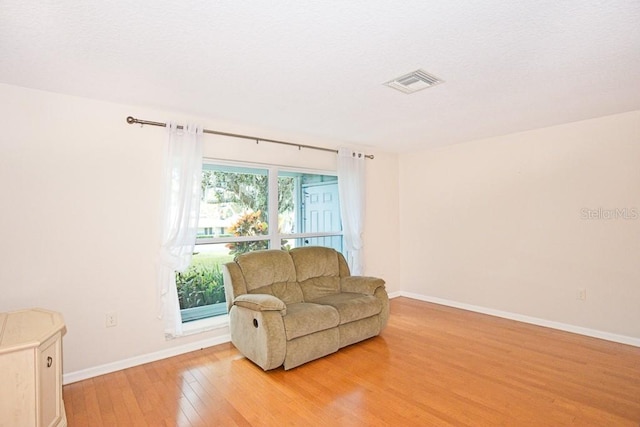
left=0, top=308, right=67, bottom=427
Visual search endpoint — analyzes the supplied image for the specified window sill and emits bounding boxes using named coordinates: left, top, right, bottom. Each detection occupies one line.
left=180, top=313, right=229, bottom=337
left=181, top=303, right=227, bottom=322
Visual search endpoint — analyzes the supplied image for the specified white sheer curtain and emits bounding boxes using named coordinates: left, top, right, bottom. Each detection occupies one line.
left=158, top=122, right=203, bottom=338
left=337, top=147, right=366, bottom=275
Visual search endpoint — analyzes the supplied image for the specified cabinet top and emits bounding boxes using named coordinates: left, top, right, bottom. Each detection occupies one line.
left=0, top=308, right=66, bottom=353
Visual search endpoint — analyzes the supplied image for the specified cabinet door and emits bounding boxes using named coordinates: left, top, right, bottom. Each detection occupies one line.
left=0, top=350, right=36, bottom=426
left=39, top=334, right=61, bottom=427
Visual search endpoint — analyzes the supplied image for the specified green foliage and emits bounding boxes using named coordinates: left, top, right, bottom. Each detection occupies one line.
left=277, top=176, right=295, bottom=214
left=202, top=170, right=268, bottom=213
left=201, top=170, right=295, bottom=216
left=176, top=263, right=225, bottom=309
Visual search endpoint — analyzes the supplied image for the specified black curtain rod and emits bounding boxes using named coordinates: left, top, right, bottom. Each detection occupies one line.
left=126, top=116, right=374, bottom=160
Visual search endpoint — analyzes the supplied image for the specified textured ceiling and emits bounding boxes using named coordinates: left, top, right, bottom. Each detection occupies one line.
left=1, top=1, right=639, bottom=152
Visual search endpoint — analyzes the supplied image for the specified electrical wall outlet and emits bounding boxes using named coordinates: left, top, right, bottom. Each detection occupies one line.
left=105, top=312, right=118, bottom=327
left=577, top=288, right=587, bottom=301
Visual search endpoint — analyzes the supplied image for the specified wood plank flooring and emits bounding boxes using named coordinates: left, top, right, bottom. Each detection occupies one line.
left=63, top=297, right=640, bottom=426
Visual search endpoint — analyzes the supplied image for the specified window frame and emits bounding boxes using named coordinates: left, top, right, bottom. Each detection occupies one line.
left=195, top=160, right=343, bottom=251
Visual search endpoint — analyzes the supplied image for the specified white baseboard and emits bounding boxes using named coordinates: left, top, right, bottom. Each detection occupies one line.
left=63, top=334, right=231, bottom=385
left=399, top=291, right=640, bottom=348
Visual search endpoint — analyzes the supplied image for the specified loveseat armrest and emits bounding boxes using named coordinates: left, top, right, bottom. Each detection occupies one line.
left=233, top=294, right=287, bottom=315
left=341, top=276, right=386, bottom=295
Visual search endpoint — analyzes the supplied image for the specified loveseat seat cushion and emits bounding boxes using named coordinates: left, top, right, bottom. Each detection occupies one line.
left=308, top=293, right=382, bottom=325
left=282, top=303, right=339, bottom=340
left=236, top=250, right=304, bottom=304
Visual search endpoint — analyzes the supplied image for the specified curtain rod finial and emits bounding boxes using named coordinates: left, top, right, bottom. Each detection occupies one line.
left=126, top=116, right=136, bottom=124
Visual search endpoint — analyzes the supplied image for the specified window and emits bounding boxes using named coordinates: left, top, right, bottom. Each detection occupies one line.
left=175, top=162, right=343, bottom=323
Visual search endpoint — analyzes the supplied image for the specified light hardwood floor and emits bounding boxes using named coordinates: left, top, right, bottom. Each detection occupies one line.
left=63, top=297, right=640, bottom=426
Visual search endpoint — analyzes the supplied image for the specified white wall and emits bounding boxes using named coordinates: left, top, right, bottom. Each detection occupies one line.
left=399, top=111, right=640, bottom=339
left=0, top=83, right=400, bottom=378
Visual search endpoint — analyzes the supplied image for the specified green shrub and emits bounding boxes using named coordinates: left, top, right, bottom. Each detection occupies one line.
left=176, top=263, right=225, bottom=309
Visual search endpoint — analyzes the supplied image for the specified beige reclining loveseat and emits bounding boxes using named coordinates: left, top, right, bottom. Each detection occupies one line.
left=223, top=246, right=389, bottom=370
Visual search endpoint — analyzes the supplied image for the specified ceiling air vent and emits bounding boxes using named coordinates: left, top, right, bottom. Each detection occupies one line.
left=384, top=69, right=444, bottom=94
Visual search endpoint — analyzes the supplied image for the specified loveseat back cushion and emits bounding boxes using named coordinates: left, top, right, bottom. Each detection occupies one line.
left=290, top=247, right=342, bottom=300
left=235, top=250, right=303, bottom=304
left=290, top=246, right=341, bottom=281
left=298, top=276, right=341, bottom=301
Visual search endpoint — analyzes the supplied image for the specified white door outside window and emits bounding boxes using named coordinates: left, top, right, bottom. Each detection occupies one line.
left=302, top=182, right=342, bottom=252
